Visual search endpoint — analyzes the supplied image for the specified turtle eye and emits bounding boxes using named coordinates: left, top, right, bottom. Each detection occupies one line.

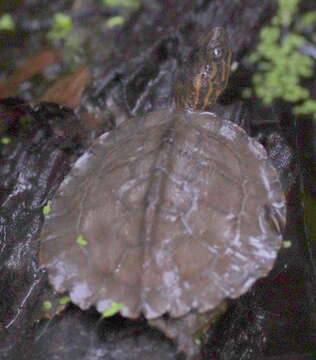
left=212, top=47, right=222, bottom=58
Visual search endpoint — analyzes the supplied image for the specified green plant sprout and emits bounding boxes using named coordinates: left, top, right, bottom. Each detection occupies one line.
left=58, top=296, right=71, bottom=305
left=76, top=234, right=88, bottom=246
left=47, top=13, right=73, bottom=41
left=43, top=300, right=52, bottom=311
left=106, top=15, right=125, bottom=27
left=102, top=0, right=140, bottom=8
left=102, top=301, right=125, bottom=317
left=1, top=137, right=11, bottom=145
left=102, top=0, right=140, bottom=27
left=42, top=201, right=52, bottom=215
left=0, top=14, right=15, bottom=31
left=275, top=0, right=299, bottom=27
left=283, top=240, right=292, bottom=248
left=300, top=11, right=316, bottom=26
left=246, top=0, right=316, bottom=120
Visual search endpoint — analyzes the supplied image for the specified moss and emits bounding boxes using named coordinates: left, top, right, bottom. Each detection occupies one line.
left=1, top=136, right=11, bottom=145
left=300, top=11, right=316, bottom=26
left=58, top=296, right=71, bottom=305
left=102, top=0, right=140, bottom=26
left=273, top=0, right=299, bottom=27
left=102, top=301, right=125, bottom=317
left=101, top=0, right=140, bottom=8
left=283, top=241, right=292, bottom=248
left=47, top=13, right=73, bottom=41
left=42, top=201, right=52, bottom=215
left=76, top=234, right=88, bottom=246
left=106, top=15, right=125, bottom=27
left=43, top=301, right=52, bottom=311
left=0, top=14, right=15, bottom=31
left=294, top=100, right=316, bottom=115
left=247, top=0, right=316, bottom=120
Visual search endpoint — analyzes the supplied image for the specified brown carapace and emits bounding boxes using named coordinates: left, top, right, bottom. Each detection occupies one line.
left=39, top=27, right=286, bottom=359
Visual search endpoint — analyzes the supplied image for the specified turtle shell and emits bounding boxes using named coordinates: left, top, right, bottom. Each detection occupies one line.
left=39, top=109, right=286, bottom=319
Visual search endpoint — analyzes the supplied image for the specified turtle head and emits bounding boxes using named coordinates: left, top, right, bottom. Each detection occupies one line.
left=174, top=27, right=231, bottom=111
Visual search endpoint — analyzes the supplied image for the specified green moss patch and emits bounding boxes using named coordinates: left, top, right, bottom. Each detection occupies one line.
left=102, top=301, right=125, bottom=317
left=76, top=234, right=88, bottom=246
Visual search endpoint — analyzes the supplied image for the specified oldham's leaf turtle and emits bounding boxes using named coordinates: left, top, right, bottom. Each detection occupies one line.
left=39, top=27, right=286, bottom=359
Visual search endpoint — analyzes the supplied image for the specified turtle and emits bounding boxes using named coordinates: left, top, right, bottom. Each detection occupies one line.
left=39, top=27, right=286, bottom=359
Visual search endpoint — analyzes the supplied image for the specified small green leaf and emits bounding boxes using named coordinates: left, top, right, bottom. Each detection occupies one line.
left=102, top=302, right=125, bottom=317
left=0, top=14, right=15, bottom=31
left=276, top=0, right=299, bottom=26
left=58, top=296, right=71, bottom=305
left=43, top=301, right=52, bottom=311
left=48, top=13, right=73, bottom=40
left=283, top=241, right=292, bottom=248
left=106, top=16, right=125, bottom=27
left=76, top=234, right=88, bottom=246
left=300, top=11, right=316, bottom=25
left=194, top=338, right=202, bottom=345
left=42, top=201, right=52, bottom=215
left=1, top=137, right=11, bottom=145
left=102, top=0, right=140, bottom=8
left=294, top=100, right=316, bottom=116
